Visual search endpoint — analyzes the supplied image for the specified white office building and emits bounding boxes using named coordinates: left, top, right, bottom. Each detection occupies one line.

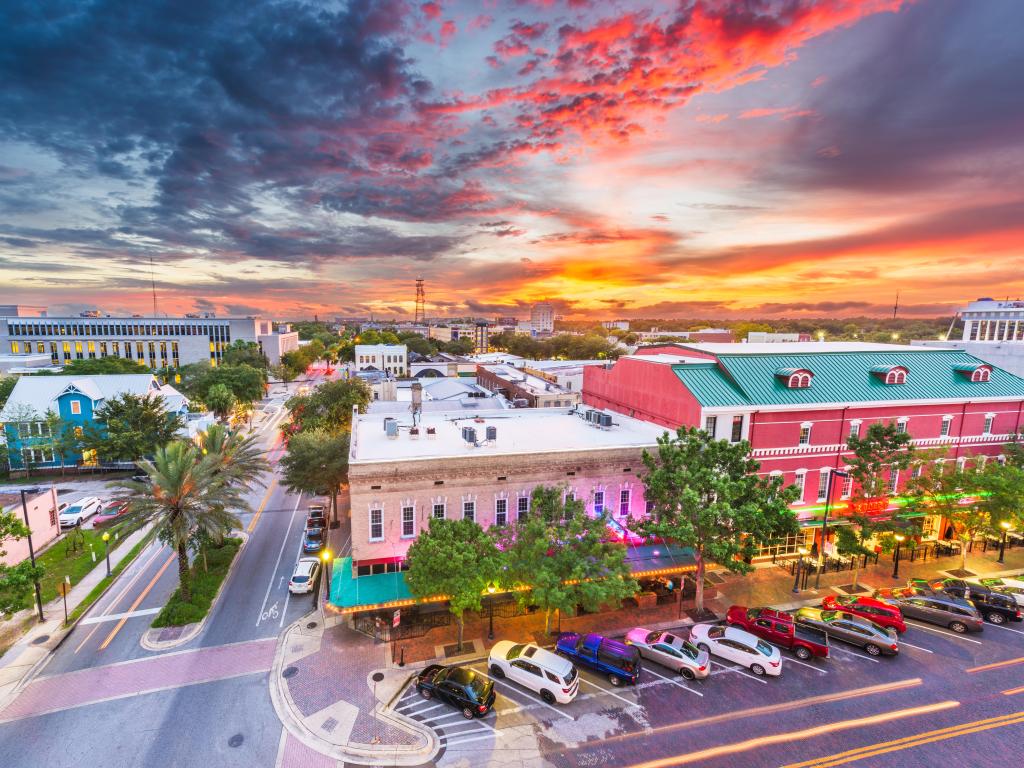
left=911, top=297, right=1024, bottom=377
left=355, top=344, right=408, bottom=377
left=530, top=302, right=555, bottom=334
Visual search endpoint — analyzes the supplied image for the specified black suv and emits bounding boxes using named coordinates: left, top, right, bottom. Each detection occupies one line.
left=911, top=578, right=1022, bottom=625
left=416, top=665, right=496, bottom=719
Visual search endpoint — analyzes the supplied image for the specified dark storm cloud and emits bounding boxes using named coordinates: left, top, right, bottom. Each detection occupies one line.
left=774, top=0, right=1024, bottom=192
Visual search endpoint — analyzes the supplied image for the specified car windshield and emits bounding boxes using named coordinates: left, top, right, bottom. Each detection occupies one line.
left=291, top=575, right=308, bottom=583
left=678, top=641, right=700, bottom=660
left=62, top=505, right=83, bottom=515
left=506, top=644, right=525, bottom=660
left=818, top=610, right=838, bottom=621
left=467, top=676, right=489, bottom=698
left=306, top=530, right=323, bottom=541
left=645, top=631, right=660, bottom=644
left=755, top=640, right=773, bottom=656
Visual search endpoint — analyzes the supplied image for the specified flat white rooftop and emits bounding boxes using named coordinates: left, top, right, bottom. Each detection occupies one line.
left=351, top=407, right=666, bottom=464
left=677, top=342, right=932, bottom=355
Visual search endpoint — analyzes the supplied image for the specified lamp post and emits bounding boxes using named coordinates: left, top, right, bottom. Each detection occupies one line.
left=792, top=547, right=808, bottom=593
left=486, top=583, right=496, bottom=641
left=998, top=521, right=1011, bottom=564
left=815, top=469, right=849, bottom=589
left=892, top=535, right=905, bottom=580
left=319, top=548, right=333, bottom=609
left=102, top=531, right=112, bottom=577
left=19, top=488, right=44, bottom=622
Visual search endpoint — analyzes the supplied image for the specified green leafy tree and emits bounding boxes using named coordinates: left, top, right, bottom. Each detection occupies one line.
left=200, top=363, right=267, bottom=405
left=905, top=462, right=986, bottom=570
left=846, top=422, right=915, bottom=500
left=60, top=357, right=150, bottom=374
left=83, top=393, right=184, bottom=463
left=286, top=378, right=371, bottom=435
left=204, top=383, right=236, bottom=420
left=0, top=509, right=45, bottom=615
left=1004, top=431, right=1024, bottom=470
left=834, top=515, right=892, bottom=591
left=279, top=430, right=350, bottom=525
left=221, top=340, right=268, bottom=369
left=497, top=486, right=637, bottom=634
left=405, top=518, right=502, bottom=651
left=639, top=427, right=799, bottom=612
left=976, top=461, right=1024, bottom=533
left=43, top=409, right=83, bottom=475
left=0, top=376, right=16, bottom=411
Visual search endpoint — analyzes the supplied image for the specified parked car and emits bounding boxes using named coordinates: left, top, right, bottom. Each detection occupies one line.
left=488, top=641, right=579, bottom=703
left=821, top=595, right=908, bottom=634
left=306, top=512, right=327, bottom=531
left=302, top=527, right=325, bottom=554
left=58, top=497, right=102, bottom=528
left=974, top=578, right=1024, bottom=607
left=908, top=577, right=971, bottom=597
left=912, top=578, right=1022, bottom=624
left=555, top=632, right=641, bottom=686
left=415, top=664, right=496, bottom=719
left=624, top=628, right=711, bottom=679
left=791, top=607, right=899, bottom=657
left=92, top=501, right=129, bottom=528
left=725, top=606, right=829, bottom=660
left=976, top=575, right=1024, bottom=590
left=288, top=557, right=320, bottom=594
left=872, top=586, right=984, bottom=633
left=689, top=624, right=783, bottom=677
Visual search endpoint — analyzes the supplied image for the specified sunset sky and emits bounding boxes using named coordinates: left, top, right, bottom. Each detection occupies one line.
left=1, top=0, right=1022, bottom=321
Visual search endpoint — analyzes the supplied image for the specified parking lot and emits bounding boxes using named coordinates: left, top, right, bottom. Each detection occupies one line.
left=391, top=571, right=1024, bottom=768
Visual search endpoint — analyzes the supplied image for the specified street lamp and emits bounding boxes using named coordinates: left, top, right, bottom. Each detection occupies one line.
left=998, top=521, right=1012, bottom=564
left=19, top=488, right=44, bottom=622
left=101, top=531, right=112, bottom=577
left=892, top=535, right=906, bottom=579
left=319, top=549, right=333, bottom=608
left=792, top=547, right=808, bottom=593
left=486, top=583, right=497, bottom=641
left=816, top=469, right=849, bottom=590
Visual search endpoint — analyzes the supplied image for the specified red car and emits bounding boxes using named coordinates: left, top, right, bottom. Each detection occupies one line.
left=92, top=500, right=129, bottom=528
left=821, top=594, right=907, bottom=633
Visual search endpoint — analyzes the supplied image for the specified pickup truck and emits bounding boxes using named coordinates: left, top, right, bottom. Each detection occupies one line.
left=555, top=632, right=641, bottom=687
left=726, top=606, right=830, bottom=660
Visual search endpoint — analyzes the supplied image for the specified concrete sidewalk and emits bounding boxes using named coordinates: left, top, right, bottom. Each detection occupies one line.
left=0, top=523, right=154, bottom=713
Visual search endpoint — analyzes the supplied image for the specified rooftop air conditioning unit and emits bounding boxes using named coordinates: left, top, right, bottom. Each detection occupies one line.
left=409, top=427, right=420, bottom=440
left=461, top=426, right=478, bottom=445
left=598, top=413, right=613, bottom=428
left=426, top=426, right=437, bottom=438
left=385, top=419, right=399, bottom=439
left=485, top=426, right=497, bottom=442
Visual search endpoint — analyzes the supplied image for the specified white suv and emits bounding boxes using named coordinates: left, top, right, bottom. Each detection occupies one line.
left=288, top=558, right=320, bottom=594
left=59, top=497, right=102, bottom=528
left=488, top=641, right=579, bottom=704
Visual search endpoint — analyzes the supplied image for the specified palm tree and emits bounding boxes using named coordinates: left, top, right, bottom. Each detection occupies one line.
left=119, top=428, right=268, bottom=601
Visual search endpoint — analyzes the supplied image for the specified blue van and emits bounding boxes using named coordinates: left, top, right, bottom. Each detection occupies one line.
left=555, top=632, right=641, bottom=686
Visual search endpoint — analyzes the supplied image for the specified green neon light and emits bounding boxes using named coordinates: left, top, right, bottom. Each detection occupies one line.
left=796, top=489, right=992, bottom=518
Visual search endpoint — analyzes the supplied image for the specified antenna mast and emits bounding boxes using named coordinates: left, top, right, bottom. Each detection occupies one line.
left=414, top=277, right=426, bottom=324
left=892, top=290, right=899, bottom=320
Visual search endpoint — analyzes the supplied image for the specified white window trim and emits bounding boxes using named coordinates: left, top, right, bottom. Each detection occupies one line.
left=494, top=496, right=508, bottom=526
left=840, top=467, right=854, bottom=499
left=69, top=399, right=82, bottom=415
left=799, top=422, right=812, bottom=446
left=816, top=468, right=831, bottom=502
left=400, top=504, right=416, bottom=539
left=368, top=507, right=384, bottom=542
left=940, top=415, right=953, bottom=437
left=984, top=413, right=996, bottom=435
left=793, top=469, right=807, bottom=505
left=618, top=487, right=631, bottom=515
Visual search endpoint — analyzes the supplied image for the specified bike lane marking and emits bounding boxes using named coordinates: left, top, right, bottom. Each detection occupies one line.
left=256, top=490, right=301, bottom=627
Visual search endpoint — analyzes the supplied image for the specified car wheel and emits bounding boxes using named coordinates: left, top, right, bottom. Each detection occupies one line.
left=76, top=517, right=83, bottom=526
left=865, top=644, right=882, bottom=657
left=419, top=687, right=432, bottom=700
left=540, top=689, right=556, bottom=705
left=750, top=663, right=766, bottom=676
left=987, top=612, right=1006, bottom=625
left=461, top=707, right=475, bottom=720
left=679, top=667, right=695, bottom=681
left=608, top=674, right=623, bottom=687
left=794, top=646, right=811, bottom=661
left=697, top=642, right=710, bottom=654
left=489, top=664, right=505, bottom=679
left=949, top=621, right=968, bottom=634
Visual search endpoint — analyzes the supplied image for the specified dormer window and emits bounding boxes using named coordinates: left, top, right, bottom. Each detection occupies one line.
left=870, top=365, right=908, bottom=385
left=777, top=367, right=813, bottom=389
left=972, top=368, right=991, bottom=382
left=954, top=362, right=991, bottom=382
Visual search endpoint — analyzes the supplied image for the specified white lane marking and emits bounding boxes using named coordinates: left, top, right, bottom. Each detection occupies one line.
left=396, top=701, right=445, bottom=716
left=710, top=661, right=769, bottom=683
left=905, top=621, right=984, bottom=644
left=575, top=675, right=642, bottom=707
left=424, top=711, right=476, bottom=724
left=640, top=666, right=705, bottom=696
left=436, top=717, right=497, bottom=734
left=784, top=656, right=829, bottom=674
left=444, top=732, right=498, bottom=747
left=987, top=623, right=1024, bottom=636
left=898, top=640, right=934, bottom=653
left=79, top=607, right=162, bottom=625
left=464, top=664, right=574, bottom=721
left=828, top=646, right=880, bottom=664
left=280, top=492, right=309, bottom=627
left=256, top=492, right=302, bottom=627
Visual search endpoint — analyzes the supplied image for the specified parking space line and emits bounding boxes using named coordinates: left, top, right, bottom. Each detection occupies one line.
left=464, top=664, right=575, bottom=721
left=905, top=621, right=983, bottom=644
left=424, top=711, right=475, bottom=724
left=444, top=731, right=498, bottom=747
left=827, top=647, right=880, bottom=664
left=987, top=623, right=1024, bottom=636
left=897, top=640, right=934, bottom=654
left=641, top=667, right=705, bottom=696
left=576, top=675, right=644, bottom=706
left=785, top=656, right=829, bottom=675
left=710, top=661, right=768, bottom=684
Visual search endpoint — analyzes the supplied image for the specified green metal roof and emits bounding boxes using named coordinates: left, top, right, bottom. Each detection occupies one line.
left=329, top=556, right=412, bottom=609
left=673, top=363, right=749, bottom=407
left=672, top=350, right=1024, bottom=408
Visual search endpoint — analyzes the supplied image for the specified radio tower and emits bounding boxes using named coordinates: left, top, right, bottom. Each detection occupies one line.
left=414, top=278, right=426, bottom=324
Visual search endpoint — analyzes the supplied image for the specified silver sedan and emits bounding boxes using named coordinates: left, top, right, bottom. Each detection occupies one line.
left=624, top=628, right=711, bottom=680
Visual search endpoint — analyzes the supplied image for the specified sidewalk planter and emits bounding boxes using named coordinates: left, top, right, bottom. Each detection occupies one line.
left=635, top=592, right=658, bottom=609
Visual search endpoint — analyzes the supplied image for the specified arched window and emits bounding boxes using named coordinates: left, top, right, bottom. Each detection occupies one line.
left=971, top=368, right=990, bottom=382
left=885, top=369, right=907, bottom=385
left=788, top=373, right=811, bottom=388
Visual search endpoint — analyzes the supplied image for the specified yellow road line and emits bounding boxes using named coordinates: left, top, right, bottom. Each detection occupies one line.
left=247, top=477, right=278, bottom=533
left=99, top=554, right=176, bottom=651
left=784, top=710, right=1024, bottom=768
left=626, top=700, right=959, bottom=768
left=966, top=656, right=1024, bottom=673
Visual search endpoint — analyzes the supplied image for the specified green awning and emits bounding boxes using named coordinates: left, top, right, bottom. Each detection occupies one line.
left=329, top=556, right=413, bottom=610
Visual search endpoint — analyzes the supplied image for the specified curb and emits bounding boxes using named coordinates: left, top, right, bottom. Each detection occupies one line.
left=269, top=614, right=441, bottom=766
left=140, top=531, right=250, bottom=652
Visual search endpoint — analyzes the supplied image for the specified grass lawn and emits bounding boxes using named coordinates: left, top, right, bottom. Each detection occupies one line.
left=152, top=538, right=242, bottom=627
left=65, top=527, right=158, bottom=626
left=32, top=522, right=142, bottom=605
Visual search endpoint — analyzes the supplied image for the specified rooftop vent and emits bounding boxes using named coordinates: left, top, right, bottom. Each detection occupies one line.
left=385, top=419, right=399, bottom=439
left=598, top=413, right=613, bottom=428
left=485, top=425, right=497, bottom=442
left=426, top=426, right=436, bottom=438
left=461, top=426, right=478, bottom=445
left=409, top=427, right=419, bottom=440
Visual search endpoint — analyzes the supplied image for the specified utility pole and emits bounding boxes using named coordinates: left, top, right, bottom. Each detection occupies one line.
left=19, top=488, right=45, bottom=621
